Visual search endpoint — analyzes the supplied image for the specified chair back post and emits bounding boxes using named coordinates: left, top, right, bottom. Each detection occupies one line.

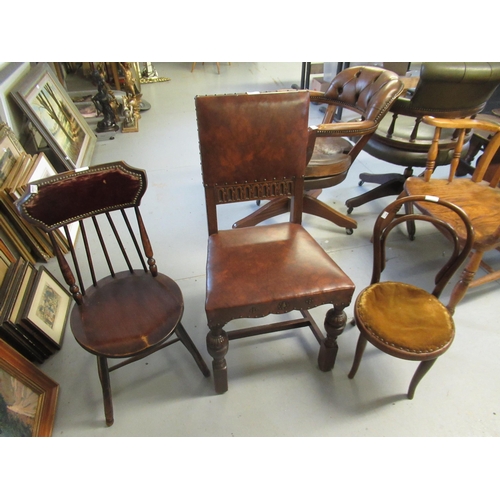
left=371, top=195, right=475, bottom=300
left=472, top=130, right=500, bottom=185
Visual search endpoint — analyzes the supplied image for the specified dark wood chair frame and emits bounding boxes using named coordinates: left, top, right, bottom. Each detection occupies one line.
left=16, top=162, right=210, bottom=426
left=196, top=91, right=356, bottom=394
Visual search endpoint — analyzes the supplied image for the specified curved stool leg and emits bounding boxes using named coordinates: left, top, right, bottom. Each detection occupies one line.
left=408, top=359, right=436, bottom=399
left=348, top=334, right=367, bottom=379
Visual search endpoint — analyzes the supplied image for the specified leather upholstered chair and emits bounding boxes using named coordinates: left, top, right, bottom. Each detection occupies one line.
left=195, top=91, right=356, bottom=394
left=348, top=195, right=474, bottom=399
left=232, top=66, right=404, bottom=234
left=403, top=115, right=500, bottom=313
left=345, top=62, right=500, bottom=219
left=16, top=162, right=210, bottom=426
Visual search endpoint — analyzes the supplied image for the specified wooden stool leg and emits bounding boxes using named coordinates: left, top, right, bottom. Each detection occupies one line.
left=97, top=355, right=114, bottom=426
left=318, top=305, right=347, bottom=371
left=348, top=334, right=368, bottom=379
left=408, top=359, right=436, bottom=399
left=207, top=327, right=229, bottom=394
left=447, top=251, right=483, bottom=314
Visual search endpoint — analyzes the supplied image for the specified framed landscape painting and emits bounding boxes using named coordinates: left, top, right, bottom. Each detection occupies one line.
left=0, top=338, right=59, bottom=436
left=11, top=63, right=96, bottom=170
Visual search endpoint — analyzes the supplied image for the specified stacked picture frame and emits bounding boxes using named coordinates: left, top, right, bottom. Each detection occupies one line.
left=0, top=252, right=71, bottom=364
left=10, top=62, right=96, bottom=171
left=0, top=122, right=78, bottom=263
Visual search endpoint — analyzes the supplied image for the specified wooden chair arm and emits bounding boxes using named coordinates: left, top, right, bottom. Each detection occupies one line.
left=423, top=115, right=500, bottom=134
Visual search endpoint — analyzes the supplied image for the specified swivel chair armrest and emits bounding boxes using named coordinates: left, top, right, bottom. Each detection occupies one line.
left=317, top=120, right=378, bottom=137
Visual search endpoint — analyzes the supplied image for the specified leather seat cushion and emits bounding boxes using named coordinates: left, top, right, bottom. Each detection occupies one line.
left=306, top=137, right=352, bottom=177
left=206, top=222, right=355, bottom=326
left=356, top=282, right=454, bottom=354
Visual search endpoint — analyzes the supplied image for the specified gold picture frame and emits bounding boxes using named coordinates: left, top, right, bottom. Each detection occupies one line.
left=11, top=63, right=96, bottom=170
left=0, top=338, right=59, bottom=436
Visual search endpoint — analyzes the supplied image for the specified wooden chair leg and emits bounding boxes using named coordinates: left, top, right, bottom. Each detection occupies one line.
left=97, top=356, right=114, bottom=426
left=191, top=62, right=196, bottom=72
left=206, top=327, right=229, bottom=394
left=348, top=334, right=368, bottom=379
left=447, top=250, right=483, bottom=314
left=408, top=359, right=437, bottom=399
left=175, top=323, right=211, bottom=377
left=318, top=305, right=347, bottom=371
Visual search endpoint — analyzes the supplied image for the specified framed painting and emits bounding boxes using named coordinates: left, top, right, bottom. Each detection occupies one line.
left=11, top=63, right=96, bottom=170
left=0, top=121, right=25, bottom=186
left=21, top=266, right=71, bottom=348
left=0, top=338, right=59, bottom=436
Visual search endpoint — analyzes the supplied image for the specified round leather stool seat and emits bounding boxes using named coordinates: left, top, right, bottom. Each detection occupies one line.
left=355, top=281, right=454, bottom=359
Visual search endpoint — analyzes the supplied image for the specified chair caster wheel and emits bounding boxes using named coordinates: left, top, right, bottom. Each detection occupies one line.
left=346, top=228, right=354, bottom=235
left=346, top=207, right=353, bottom=214
left=358, top=180, right=364, bottom=186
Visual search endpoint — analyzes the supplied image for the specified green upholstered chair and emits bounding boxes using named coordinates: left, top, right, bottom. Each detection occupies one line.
left=345, top=62, right=500, bottom=226
left=348, top=194, right=474, bottom=399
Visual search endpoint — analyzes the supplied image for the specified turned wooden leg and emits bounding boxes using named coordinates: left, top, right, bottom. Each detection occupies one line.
left=348, top=334, right=368, bottom=379
left=408, top=359, right=437, bottom=399
left=447, top=251, right=482, bottom=314
left=318, top=305, right=347, bottom=371
left=206, top=327, right=229, bottom=394
left=97, top=356, right=114, bottom=426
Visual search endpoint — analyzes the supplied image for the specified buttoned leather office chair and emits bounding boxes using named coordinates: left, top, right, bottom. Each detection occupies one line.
left=195, top=91, right=355, bottom=394
left=232, top=66, right=404, bottom=234
left=403, top=115, right=500, bottom=313
left=345, top=62, right=500, bottom=224
left=16, top=162, right=210, bottom=426
left=348, top=195, right=474, bottom=399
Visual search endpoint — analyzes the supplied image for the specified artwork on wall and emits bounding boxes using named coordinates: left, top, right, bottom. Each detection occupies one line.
left=0, top=338, right=59, bottom=436
left=11, top=63, right=96, bottom=170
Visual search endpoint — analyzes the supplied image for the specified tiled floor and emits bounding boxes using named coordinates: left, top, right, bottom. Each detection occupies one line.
left=37, top=62, right=500, bottom=437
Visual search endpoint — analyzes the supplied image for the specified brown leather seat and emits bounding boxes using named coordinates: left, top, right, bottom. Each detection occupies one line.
left=195, top=91, right=356, bottom=394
